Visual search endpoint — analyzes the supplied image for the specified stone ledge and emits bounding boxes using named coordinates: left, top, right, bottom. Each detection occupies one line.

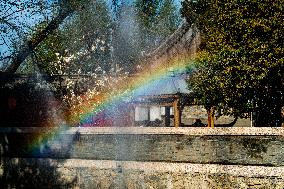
left=5, top=158, right=284, bottom=178
left=1, top=127, right=284, bottom=136
left=2, top=158, right=284, bottom=188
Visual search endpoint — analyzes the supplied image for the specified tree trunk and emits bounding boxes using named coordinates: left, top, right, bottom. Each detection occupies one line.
left=207, top=107, right=214, bottom=127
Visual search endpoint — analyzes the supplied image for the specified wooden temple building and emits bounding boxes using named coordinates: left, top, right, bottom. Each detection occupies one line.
left=128, top=22, right=206, bottom=127
left=0, top=21, right=215, bottom=128
left=131, top=72, right=194, bottom=127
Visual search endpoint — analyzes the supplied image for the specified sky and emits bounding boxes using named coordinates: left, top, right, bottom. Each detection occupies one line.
left=0, top=0, right=55, bottom=64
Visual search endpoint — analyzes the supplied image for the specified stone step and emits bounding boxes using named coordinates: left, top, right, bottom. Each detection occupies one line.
left=2, top=158, right=284, bottom=188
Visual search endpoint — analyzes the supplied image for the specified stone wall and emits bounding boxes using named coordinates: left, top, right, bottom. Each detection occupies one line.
left=3, top=158, right=284, bottom=189
left=1, top=127, right=284, bottom=188
left=181, top=105, right=251, bottom=127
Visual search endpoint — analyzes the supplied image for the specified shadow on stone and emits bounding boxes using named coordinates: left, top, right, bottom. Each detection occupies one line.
left=0, top=131, right=81, bottom=188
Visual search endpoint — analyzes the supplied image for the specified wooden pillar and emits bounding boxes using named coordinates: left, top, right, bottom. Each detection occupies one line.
left=173, top=99, right=181, bottom=127
left=147, top=106, right=150, bottom=122
left=129, top=104, right=135, bottom=126
left=165, top=106, right=171, bottom=127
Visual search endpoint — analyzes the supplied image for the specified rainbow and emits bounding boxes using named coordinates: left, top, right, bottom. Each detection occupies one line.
left=26, top=54, right=196, bottom=155
left=73, top=55, right=195, bottom=127
left=26, top=125, right=70, bottom=156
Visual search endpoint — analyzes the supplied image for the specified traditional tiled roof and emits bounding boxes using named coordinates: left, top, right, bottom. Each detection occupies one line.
left=133, top=73, right=191, bottom=97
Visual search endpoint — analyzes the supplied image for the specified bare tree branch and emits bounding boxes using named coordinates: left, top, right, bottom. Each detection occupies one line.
left=0, top=18, right=19, bottom=33
left=0, top=56, right=11, bottom=62
left=0, top=34, right=9, bottom=47
left=4, top=3, right=76, bottom=74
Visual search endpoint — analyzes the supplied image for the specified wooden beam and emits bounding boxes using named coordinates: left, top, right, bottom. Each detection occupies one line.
left=136, top=94, right=179, bottom=100
left=132, top=102, right=173, bottom=107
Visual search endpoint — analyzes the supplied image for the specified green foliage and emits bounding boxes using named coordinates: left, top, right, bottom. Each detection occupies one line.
left=17, top=0, right=181, bottom=75
left=28, top=0, right=113, bottom=75
left=135, top=0, right=181, bottom=50
left=135, top=0, right=160, bottom=27
left=60, top=0, right=113, bottom=73
left=111, top=0, right=181, bottom=73
left=182, top=0, right=284, bottom=126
